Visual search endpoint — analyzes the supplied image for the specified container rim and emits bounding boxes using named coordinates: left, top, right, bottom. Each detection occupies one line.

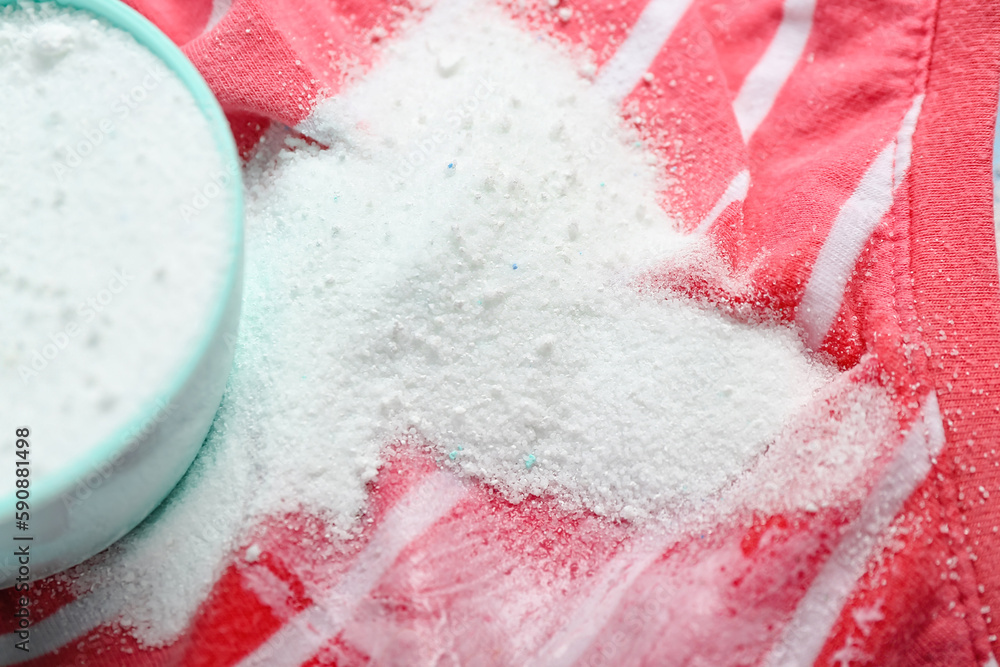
left=0, top=0, right=244, bottom=512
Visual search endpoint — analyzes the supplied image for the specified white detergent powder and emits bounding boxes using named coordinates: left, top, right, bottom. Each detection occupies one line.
left=66, top=1, right=895, bottom=646
left=0, top=4, right=233, bottom=479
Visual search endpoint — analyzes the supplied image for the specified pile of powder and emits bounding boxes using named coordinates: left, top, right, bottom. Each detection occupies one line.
left=0, top=3, right=233, bottom=480
left=69, top=1, right=895, bottom=645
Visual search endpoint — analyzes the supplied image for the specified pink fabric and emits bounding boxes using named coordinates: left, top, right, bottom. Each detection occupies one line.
left=5, top=0, right=1000, bottom=664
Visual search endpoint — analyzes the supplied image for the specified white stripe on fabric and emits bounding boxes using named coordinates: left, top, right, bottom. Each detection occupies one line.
left=204, top=0, right=233, bottom=34
left=525, top=534, right=673, bottom=667
left=235, top=471, right=466, bottom=667
left=994, top=81, right=1000, bottom=254
left=797, top=94, right=924, bottom=350
left=984, top=654, right=999, bottom=667
left=762, top=392, right=946, bottom=667
left=592, top=0, right=694, bottom=104
left=892, top=94, right=924, bottom=188
left=798, top=141, right=895, bottom=348
left=693, top=169, right=750, bottom=235
left=0, top=595, right=111, bottom=665
left=732, top=0, right=816, bottom=142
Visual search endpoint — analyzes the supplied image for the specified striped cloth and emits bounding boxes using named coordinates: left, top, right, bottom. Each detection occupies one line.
left=4, top=0, right=1000, bottom=664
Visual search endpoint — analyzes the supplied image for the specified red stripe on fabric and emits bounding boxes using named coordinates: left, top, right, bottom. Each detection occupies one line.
left=180, top=0, right=323, bottom=127
left=732, top=0, right=930, bottom=317
left=252, top=0, right=421, bottom=94
left=180, top=0, right=419, bottom=129
left=697, top=0, right=784, bottom=97
left=179, top=564, right=294, bottom=667
left=815, top=477, right=983, bottom=666
left=620, top=6, right=748, bottom=230
left=907, top=0, right=1000, bottom=656
left=498, top=0, right=754, bottom=229
left=23, top=625, right=184, bottom=667
left=578, top=512, right=846, bottom=666
left=22, top=516, right=327, bottom=666
left=122, top=0, right=214, bottom=45
left=225, top=111, right=271, bottom=159
left=818, top=208, right=892, bottom=370
left=818, top=189, right=928, bottom=421
left=171, top=443, right=439, bottom=665
left=324, top=481, right=633, bottom=663
left=360, top=438, right=445, bottom=527
left=328, top=0, right=417, bottom=35
left=637, top=240, right=765, bottom=327
left=176, top=517, right=337, bottom=667
left=497, top=0, right=652, bottom=69
left=308, top=636, right=372, bottom=666
left=501, top=0, right=747, bottom=230
left=0, top=577, right=76, bottom=634
left=19, top=442, right=440, bottom=666
left=703, top=196, right=745, bottom=243
left=740, top=512, right=792, bottom=556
